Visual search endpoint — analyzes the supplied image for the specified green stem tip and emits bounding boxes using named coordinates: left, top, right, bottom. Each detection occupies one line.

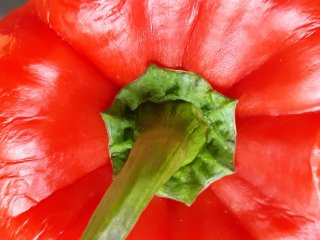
left=82, top=101, right=207, bottom=240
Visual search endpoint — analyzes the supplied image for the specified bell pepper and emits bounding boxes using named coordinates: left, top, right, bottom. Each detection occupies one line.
left=1, top=0, right=320, bottom=239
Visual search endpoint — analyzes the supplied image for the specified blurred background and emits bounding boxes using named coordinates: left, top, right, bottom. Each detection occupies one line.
left=0, top=0, right=27, bottom=18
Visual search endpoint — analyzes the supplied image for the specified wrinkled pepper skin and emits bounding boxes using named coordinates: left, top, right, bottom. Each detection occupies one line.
left=1, top=0, right=320, bottom=239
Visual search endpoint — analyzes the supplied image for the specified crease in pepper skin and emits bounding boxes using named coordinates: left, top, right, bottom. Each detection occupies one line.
left=1, top=0, right=320, bottom=239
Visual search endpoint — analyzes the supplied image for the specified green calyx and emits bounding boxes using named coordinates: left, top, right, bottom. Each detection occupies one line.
left=82, top=65, right=237, bottom=240
left=103, top=65, right=237, bottom=205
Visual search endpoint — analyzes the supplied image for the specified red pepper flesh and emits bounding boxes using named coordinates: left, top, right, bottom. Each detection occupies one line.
left=1, top=0, right=320, bottom=239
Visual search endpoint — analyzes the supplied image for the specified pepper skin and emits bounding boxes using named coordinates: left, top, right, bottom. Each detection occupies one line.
left=1, top=0, right=320, bottom=239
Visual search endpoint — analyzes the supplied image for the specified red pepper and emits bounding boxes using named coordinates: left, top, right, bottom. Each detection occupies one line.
left=1, top=0, right=320, bottom=239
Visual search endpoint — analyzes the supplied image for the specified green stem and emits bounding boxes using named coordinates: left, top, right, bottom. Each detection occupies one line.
left=82, top=101, right=207, bottom=240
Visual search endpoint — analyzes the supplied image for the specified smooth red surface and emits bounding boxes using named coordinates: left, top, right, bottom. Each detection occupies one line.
left=211, top=113, right=320, bottom=239
left=1, top=0, right=320, bottom=239
left=234, top=30, right=320, bottom=116
left=0, top=5, right=117, bottom=217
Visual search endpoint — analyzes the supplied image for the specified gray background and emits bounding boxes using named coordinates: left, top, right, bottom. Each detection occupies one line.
left=0, top=0, right=27, bottom=18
